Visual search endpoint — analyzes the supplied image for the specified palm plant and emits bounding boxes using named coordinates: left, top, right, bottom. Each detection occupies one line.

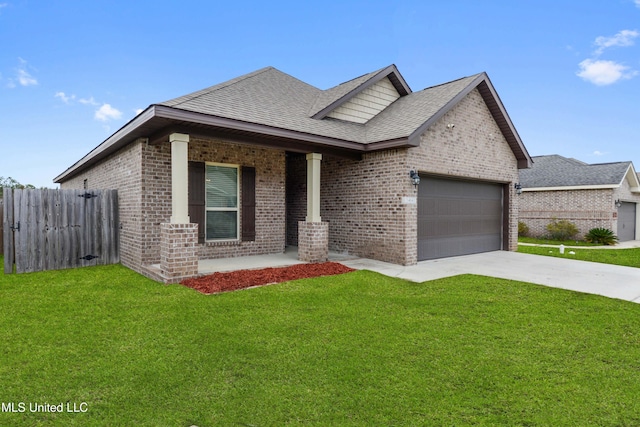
left=585, top=228, right=618, bottom=245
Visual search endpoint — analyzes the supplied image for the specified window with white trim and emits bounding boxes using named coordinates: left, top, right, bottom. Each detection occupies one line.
left=205, top=163, right=239, bottom=240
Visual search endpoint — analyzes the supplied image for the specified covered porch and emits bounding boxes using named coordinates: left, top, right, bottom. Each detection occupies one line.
left=157, top=133, right=337, bottom=283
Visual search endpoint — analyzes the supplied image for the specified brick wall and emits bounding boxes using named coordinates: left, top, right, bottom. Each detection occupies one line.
left=519, top=189, right=614, bottom=238
left=188, top=138, right=286, bottom=259
left=319, top=149, right=414, bottom=265
left=519, top=174, right=640, bottom=239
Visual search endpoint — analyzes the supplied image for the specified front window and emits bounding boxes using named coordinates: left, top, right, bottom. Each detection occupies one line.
left=205, top=164, right=239, bottom=240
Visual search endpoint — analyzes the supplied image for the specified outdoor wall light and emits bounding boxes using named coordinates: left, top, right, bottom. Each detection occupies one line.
left=615, top=199, right=622, bottom=208
left=514, top=183, right=522, bottom=195
left=409, top=170, right=421, bottom=187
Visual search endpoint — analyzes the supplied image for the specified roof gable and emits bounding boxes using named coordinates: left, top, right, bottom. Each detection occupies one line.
left=309, top=64, right=411, bottom=120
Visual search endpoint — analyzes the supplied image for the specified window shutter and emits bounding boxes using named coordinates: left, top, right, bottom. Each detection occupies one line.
left=188, top=161, right=206, bottom=244
left=241, top=166, right=256, bottom=242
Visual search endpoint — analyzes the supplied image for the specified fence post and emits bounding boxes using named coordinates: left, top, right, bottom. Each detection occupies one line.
left=3, top=188, right=15, bottom=274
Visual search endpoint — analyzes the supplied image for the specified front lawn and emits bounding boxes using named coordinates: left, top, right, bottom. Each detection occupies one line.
left=3, top=261, right=640, bottom=425
left=518, top=245, right=640, bottom=268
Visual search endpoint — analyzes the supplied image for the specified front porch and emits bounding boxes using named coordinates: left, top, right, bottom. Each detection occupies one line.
left=154, top=133, right=332, bottom=283
left=144, top=246, right=358, bottom=283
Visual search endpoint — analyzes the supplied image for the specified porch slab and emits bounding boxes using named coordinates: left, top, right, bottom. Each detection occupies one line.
left=197, top=246, right=358, bottom=275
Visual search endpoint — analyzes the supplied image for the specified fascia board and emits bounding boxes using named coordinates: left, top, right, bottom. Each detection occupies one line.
left=522, top=185, right=618, bottom=192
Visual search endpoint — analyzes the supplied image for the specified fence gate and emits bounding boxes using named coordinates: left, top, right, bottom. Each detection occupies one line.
left=3, top=189, right=119, bottom=274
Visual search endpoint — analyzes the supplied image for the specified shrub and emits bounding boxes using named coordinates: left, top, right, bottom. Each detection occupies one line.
left=518, top=221, right=529, bottom=237
left=545, top=218, right=579, bottom=241
left=585, top=228, right=618, bottom=245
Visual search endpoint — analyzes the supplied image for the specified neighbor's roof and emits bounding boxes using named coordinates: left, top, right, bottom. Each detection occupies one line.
left=55, top=65, right=531, bottom=183
left=520, top=155, right=639, bottom=190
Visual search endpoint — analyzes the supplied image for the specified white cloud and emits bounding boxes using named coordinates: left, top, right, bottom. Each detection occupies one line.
left=134, top=108, right=144, bottom=115
left=79, top=96, right=98, bottom=106
left=95, top=103, right=122, bottom=121
left=54, top=91, right=75, bottom=104
left=594, top=29, right=639, bottom=55
left=7, top=58, right=38, bottom=87
left=577, top=59, right=638, bottom=85
left=593, top=150, right=607, bottom=156
left=636, top=0, right=640, bottom=8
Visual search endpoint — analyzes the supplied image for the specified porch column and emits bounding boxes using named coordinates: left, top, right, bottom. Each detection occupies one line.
left=169, top=133, right=190, bottom=224
left=299, top=152, right=328, bottom=262
left=306, top=153, right=322, bottom=222
left=160, top=133, right=198, bottom=283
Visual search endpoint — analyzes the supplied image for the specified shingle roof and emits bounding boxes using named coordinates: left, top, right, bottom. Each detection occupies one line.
left=157, top=66, right=472, bottom=145
left=520, top=155, right=632, bottom=188
left=55, top=64, right=532, bottom=183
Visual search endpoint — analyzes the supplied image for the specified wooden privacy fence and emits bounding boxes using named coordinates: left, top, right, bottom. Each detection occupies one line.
left=3, top=188, right=119, bottom=274
left=0, top=202, right=3, bottom=256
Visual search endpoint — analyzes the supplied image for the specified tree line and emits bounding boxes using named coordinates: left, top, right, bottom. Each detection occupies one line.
left=0, top=177, right=38, bottom=198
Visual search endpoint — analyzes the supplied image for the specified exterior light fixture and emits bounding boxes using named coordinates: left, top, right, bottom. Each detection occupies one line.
left=409, top=170, right=421, bottom=187
left=514, top=183, right=522, bottom=195
left=615, top=199, right=622, bottom=208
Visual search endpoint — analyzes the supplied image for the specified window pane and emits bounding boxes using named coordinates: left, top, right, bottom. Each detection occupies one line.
left=206, top=211, right=238, bottom=240
left=206, top=165, right=238, bottom=208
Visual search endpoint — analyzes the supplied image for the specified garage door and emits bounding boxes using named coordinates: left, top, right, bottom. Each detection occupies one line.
left=617, top=202, right=636, bottom=242
left=418, top=176, right=503, bottom=260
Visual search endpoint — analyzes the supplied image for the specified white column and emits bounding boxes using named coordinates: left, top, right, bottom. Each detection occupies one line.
left=169, top=133, right=190, bottom=224
left=306, top=153, right=322, bottom=222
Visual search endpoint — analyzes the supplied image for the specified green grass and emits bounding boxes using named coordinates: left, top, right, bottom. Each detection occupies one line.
left=518, top=236, right=599, bottom=246
left=518, top=245, right=640, bottom=268
left=3, top=260, right=640, bottom=425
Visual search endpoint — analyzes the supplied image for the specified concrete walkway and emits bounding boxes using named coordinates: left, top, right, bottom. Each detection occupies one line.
left=197, top=245, right=640, bottom=304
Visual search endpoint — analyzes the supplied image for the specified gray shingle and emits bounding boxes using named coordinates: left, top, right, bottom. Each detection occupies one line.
left=520, top=155, right=631, bottom=188
left=159, top=66, right=480, bottom=144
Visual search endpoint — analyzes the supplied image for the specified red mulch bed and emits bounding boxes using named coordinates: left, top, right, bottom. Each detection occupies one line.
left=180, top=262, right=355, bottom=295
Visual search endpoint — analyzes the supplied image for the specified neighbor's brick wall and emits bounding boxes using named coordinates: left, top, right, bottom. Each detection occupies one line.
left=409, top=88, right=521, bottom=254
left=60, top=140, right=144, bottom=271
left=519, top=189, right=614, bottom=238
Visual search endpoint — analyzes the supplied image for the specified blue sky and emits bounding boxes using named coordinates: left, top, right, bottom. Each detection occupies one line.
left=1, top=0, right=640, bottom=188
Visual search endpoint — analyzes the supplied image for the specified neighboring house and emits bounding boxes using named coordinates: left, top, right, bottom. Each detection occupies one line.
left=519, top=155, right=640, bottom=241
left=55, top=65, right=532, bottom=282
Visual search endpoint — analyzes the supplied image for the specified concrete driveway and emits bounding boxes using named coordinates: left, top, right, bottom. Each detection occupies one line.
left=341, top=251, right=640, bottom=304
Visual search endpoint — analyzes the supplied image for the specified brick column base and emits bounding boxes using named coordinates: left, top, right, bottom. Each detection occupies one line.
left=160, top=223, right=198, bottom=283
left=298, top=221, right=328, bottom=263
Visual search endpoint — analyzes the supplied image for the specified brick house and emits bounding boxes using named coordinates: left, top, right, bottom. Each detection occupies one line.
left=55, top=65, right=532, bottom=282
left=519, top=155, right=640, bottom=241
